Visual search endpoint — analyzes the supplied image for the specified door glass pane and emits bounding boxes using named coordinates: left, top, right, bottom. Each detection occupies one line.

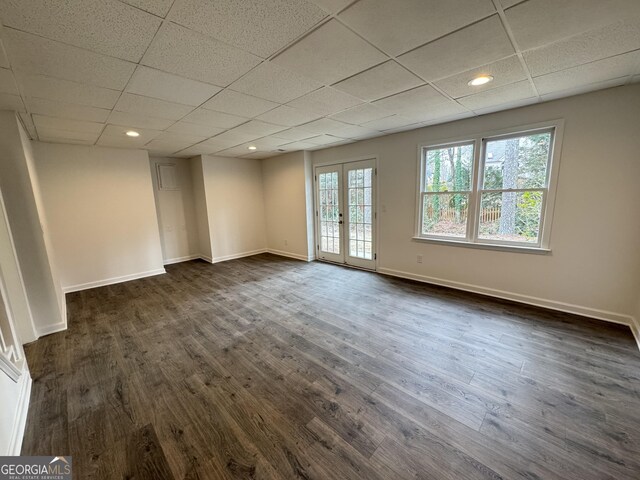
left=347, top=167, right=373, bottom=260
left=478, top=191, right=544, bottom=243
left=422, top=193, right=469, bottom=237
left=318, top=171, right=340, bottom=254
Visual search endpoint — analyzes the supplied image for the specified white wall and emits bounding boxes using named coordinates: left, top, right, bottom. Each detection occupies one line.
left=311, top=84, right=640, bottom=325
left=262, top=151, right=314, bottom=261
left=149, top=157, right=199, bottom=264
left=32, top=142, right=165, bottom=292
left=200, top=155, right=267, bottom=261
left=190, top=156, right=212, bottom=261
left=0, top=112, right=63, bottom=336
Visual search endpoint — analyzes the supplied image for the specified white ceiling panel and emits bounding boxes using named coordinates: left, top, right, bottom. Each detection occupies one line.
left=273, top=19, right=387, bottom=85
left=435, top=55, right=527, bottom=99
left=255, top=105, right=321, bottom=126
left=174, top=144, right=221, bottom=157
left=372, top=85, right=450, bottom=114
left=404, top=100, right=470, bottom=123
left=18, top=112, right=36, bottom=137
left=114, top=93, right=193, bottom=121
left=505, top=0, right=640, bottom=51
left=297, top=117, right=352, bottom=135
left=18, top=74, right=120, bottom=109
left=141, top=22, right=261, bottom=86
left=361, top=114, right=421, bottom=131
left=304, top=134, right=344, bottom=146
left=202, top=90, right=279, bottom=118
left=287, top=87, right=362, bottom=116
left=226, top=120, right=286, bottom=137
left=26, top=98, right=110, bottom=123
left=203, top=129, right=260, bottom=147
left=126, top=66, right=221, bottom=107
left=167, top=121, right=225, bottom=138
left=107, top=111, right=175, bottom=131
left=533, top=51, right=640, bottom=95
left=277, top=139, right=321, bottom=150
left=3, top=28, right=136, bottom=91
left=0, top=0, right=161, bottom=62
left=169, top=0, right=327, bottom=58
left=0, top=93, right=25, bottom=111
left=33, top=114, right=103, bottom=135
left=523, top=18, right=640, bottom=77
left=0, top=39, right=9, bottom=69
left=339, top=0, right=496, bottom=56
left=181, top=108, right=248, bottom=129
left=308, top=0, right=352, bottom=14
left=0, top=67, right=18, bottom=95
left=272, top=127, right=319, bottom=142
left=333, top=61, right=424, bottom=102
left=38, top=128, right=100, bottom=145
left=145, top=132, right=207, bottom=151
left=472, top=97, right=538, bottom=116
left=97, top=124, right=162, bottom=148
left=329, top=103, right=393, bottom=125
left=120, top=0, right=174, bottom=17
left=331, top=124, right=381, bottom=139
left=458, top=80, right=535, bottom=111
left=398, top=15, right=514, bottom=82
left=539, top=77, right=629, bottom=103
left=499, top=0, right=526, bottom=7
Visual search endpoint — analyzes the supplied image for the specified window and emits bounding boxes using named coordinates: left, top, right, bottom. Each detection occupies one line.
left=416, top=123, right=561, bottom=251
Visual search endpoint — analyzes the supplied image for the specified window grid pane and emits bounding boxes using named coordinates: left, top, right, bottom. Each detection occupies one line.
left=318, top=171, right=340, bottom=254
left=348, top=168, right=373, bottom=259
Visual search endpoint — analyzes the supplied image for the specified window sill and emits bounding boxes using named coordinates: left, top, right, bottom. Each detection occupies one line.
left=411, top=236, right=551, bottom=255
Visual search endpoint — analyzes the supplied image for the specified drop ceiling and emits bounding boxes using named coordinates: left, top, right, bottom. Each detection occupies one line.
left=0, top=0, right=638, bottom=159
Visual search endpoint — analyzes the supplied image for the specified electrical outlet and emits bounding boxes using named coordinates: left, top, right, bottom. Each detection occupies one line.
left=417, top=254, right=423, bottom=264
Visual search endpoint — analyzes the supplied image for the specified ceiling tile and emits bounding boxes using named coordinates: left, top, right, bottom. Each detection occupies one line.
left=333, top=61, right=424, bottom=101
left=18, top=112, right=36, bottom=137
left=38, top=128, right=100, bottom=145
left=4, top=28, right=135, bottom=90
left=403, top=100, right=470, bottom=123
left=114, top=93, right=194, bottom=121
left=107, top=111, right=175, bottom=131
left=203, top=130, right=260, bottom=147
left=27, top=98, right=110, bottom=123
left=226, top=120, right=286, bottom=137
left=539, top=77, right=629, bottom=102
left=329, top=103, right=393, bottom=125
left=472, top=97, right=538, bottom=116
left=505, top=0, right=640, bottom=51
left=167, top=121, right=225, bottom=138
left=0, top=0, right=161, bottom=62
left=330, top=124, right=381, bottom=139
left=255, top=105, right=321, bottom=126
left=169, top=0, right=327, bottom=58
left=533, top=50, right=640, bottom=95
left=297, top=117, right=352, bottom=135
left=181, top=108, right=249, bottom=129
left=145, top=132, right=207, bottom=151
left=120, top=0, right=174, bottom=17
left=97, top=124, right=162, bottom=147
left=0, top=68, right=18, bottom=95
left=434, top=55, right=527, bottom=98
left=361, top=114, right=421, bottom=131
left=272, top=127, right=319, bottom=142
left=174, top=144, right=221, bottom=157
left=277, top=139, right=320, bottom=150
left=126, top=66, right=221, bottom=107
left=141, top=22, right=261, bottom=86
left=287, top=87, right=362, bottom=116
left=523, top=18, right=640, bottom=77
left=308, top=0, right=352, bottom=13
left=18, top=74, right=120, bottom=109
left=274, top=19, right=387, bottom=85
left=339, top=0, right=496, bottom=56
left=0, top=39, right=9, bottom=69
left=372, top=85, right=450, bottom=115
left=202, top=90, right=279, bottom=118
left=229, top=62, right=323, bottom=103
left=0, top=93, right=25, bottom=111
left=398, top=15, right=514, bottom=82
left=499, top=0, right=525, bottom=7
left=33, top=114, right=104, bottom=134
left=299, top=134, right=343, bottom=146
left=458, top=80, right=536, bottom=110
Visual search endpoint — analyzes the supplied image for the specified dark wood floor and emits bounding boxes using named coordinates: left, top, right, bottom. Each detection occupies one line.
left=22, top=254, right=640, bottom=479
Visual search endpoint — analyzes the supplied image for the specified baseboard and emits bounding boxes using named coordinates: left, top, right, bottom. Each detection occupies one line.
left=630, top=316, right=640, bottom=351
left=267, top=249, right=314, bottom=262
left=199, top=254, right=213, bottom=263
left=8, top=369, right=31, bottom=455
left=378, top=267, right=635, bottom=327
left=210, top=248, right=268, bottom=264
left=36, top=321, right=67, bottom=337
left=163, top=254, right=200, bottom=265
left=62, top=268, right=167, bottom=294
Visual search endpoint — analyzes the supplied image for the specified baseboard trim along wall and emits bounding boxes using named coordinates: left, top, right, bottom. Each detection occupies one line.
left=36, top=321, right=67, bottom=337
left=378, top=266, right=636, bottom=330
left=163, top=254, right=201, bottom=265
left=267, top=249, right=314, bottom=262
left=8, top=370, right=31, bottom=455
left=630, top=317, right=640, bottom=351
left=210, top=249, right=268, bottom=264
left=62, top=268, right=167, bottom=294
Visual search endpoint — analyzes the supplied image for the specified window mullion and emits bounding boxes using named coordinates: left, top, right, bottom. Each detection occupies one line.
left=467, top=138, right=483, bottom=242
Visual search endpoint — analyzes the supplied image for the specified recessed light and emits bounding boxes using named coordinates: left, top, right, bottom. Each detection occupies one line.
left=468, top=75, right=494, bottom=86
left=125, top=130, right=140, bottom=137
left=248, top=146, right=257, bottom=151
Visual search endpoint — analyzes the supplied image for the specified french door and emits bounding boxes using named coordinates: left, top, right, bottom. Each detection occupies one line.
left=315, top=159, right=376, bottom=270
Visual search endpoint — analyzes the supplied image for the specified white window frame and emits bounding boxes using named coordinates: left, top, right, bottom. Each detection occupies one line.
left=414, top=120, right=564, bottom=253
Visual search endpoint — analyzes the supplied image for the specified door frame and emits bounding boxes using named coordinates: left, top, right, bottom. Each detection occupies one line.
left=313, top=155, right=379, bottom=271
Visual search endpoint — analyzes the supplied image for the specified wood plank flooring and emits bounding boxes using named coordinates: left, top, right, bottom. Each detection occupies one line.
left=22, top=254, right=640, bottom=479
